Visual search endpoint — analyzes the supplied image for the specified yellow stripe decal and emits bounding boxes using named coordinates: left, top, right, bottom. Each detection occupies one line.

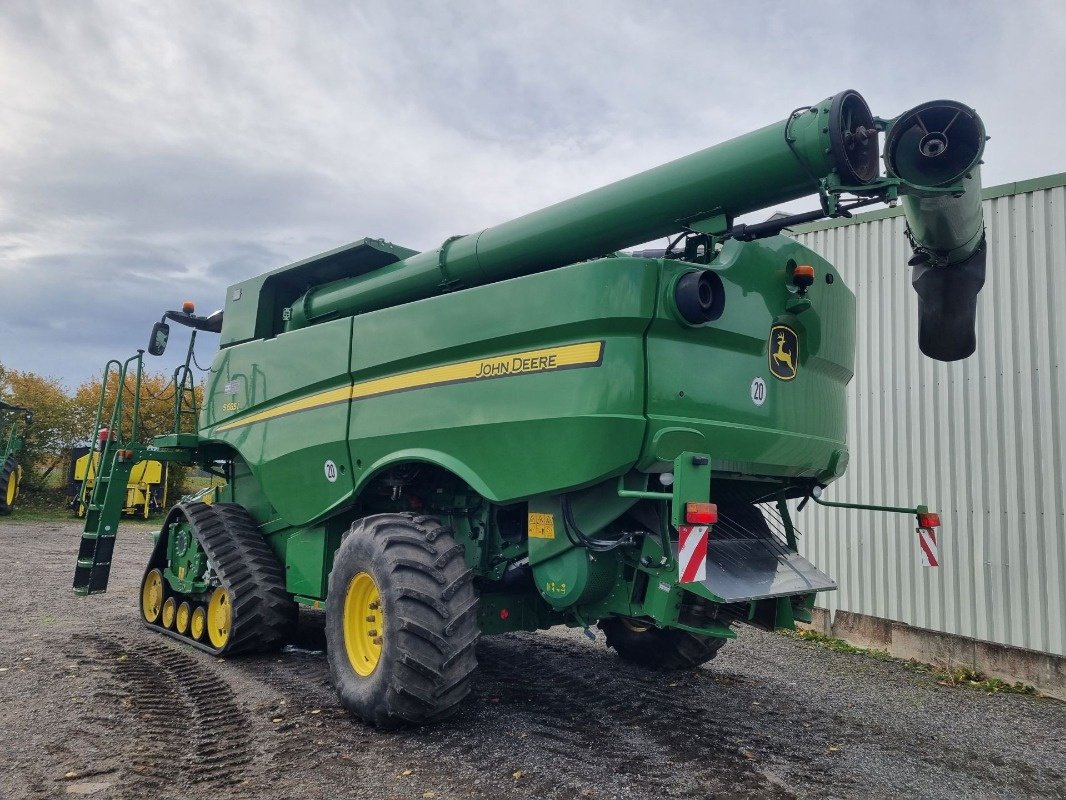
left=214, top=341, right=604, bottom=432
left=214, top=386, right=349, bottom=432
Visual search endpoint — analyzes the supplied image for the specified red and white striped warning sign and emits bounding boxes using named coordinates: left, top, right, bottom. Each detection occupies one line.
left=918, top=527, right=939, bottom=567
left=678, top=524, right=709, bottom=583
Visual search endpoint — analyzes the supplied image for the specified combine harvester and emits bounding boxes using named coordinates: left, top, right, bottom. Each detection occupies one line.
left=73, top=91, right=985, bottom=727
left=0, top=400, right=32, bottom=515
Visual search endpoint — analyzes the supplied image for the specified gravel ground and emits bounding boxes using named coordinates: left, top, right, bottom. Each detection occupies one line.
left=0, top=519, right=1063, bottom=800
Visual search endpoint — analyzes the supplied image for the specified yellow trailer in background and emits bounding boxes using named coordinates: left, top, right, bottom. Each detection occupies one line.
left=73, top=451, right=166, bottom=519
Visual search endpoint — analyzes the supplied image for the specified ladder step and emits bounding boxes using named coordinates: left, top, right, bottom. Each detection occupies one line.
left=78, top=530, right=116, bottom=543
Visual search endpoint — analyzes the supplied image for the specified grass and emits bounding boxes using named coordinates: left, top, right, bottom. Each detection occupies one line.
left=783, top=628, right=1041, bottom=697
left=1, top=504, right=160, bottom=528
left=786, top=628, right=894, bottom=660
left=1, top=485, right=164, bottom=527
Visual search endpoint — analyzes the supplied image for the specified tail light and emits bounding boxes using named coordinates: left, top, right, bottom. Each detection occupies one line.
left=685, top=502, right=718, bottom=525
left=917, top=511, right=940, bottom=529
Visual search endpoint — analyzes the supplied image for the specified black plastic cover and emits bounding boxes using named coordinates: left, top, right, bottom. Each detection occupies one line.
left=912, top=243, right=986, bottom=361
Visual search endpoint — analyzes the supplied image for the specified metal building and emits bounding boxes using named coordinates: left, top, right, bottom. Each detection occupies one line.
left=791, top=174, right=1066, bottom=668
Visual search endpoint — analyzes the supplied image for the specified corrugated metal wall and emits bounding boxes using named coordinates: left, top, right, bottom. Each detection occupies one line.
left=791, top=174, right=1066, bottom=657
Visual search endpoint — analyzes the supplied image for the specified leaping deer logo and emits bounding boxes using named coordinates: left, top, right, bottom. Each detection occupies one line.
left=768, top=327, right=798, bottom=380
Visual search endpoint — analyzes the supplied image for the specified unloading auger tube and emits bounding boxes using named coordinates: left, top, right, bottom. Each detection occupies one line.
left=283, top=90, right=986, bottom=361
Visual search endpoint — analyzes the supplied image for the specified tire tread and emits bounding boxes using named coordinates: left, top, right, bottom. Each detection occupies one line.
left=326, top=512, right=479, bottom=728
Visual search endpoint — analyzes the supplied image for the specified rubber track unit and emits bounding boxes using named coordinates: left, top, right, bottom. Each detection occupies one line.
left=326, top=513, right=480, bottom=728
left=0, top=455, right=17, bottom=515
left=598, top=617, right=726, bottom=670
left=141, top=501, right=295, bottom=656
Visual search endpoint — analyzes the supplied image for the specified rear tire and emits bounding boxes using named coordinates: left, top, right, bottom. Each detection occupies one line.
left=599, top=617, right=726, bottom=670
left=325, top=513, right=479, bottom=729
left=0, top=456, right=20, bottom=515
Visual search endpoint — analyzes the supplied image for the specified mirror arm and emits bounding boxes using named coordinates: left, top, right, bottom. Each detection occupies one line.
left=162, top=309, right=223, bottom=334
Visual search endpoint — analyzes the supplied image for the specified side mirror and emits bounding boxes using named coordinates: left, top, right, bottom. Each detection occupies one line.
left=147, top=321, right=170, bottom=356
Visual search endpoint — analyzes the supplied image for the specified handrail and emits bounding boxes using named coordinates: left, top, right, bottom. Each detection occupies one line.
left=79, top=352, right=145, bottom=513
left=127, top=351, right=143, bottom=444
left=172, top=330, right=199, bottom=435
left=78, top=359, right=123, bottom=512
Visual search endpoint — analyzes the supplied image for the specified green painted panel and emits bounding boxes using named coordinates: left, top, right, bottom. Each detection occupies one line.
left=347, top=258, right=657, bottom=502
left=644, top=237, right=855, bottom=480
left=202, top=318, right=356, bottom=525
left=220, top=239, right=418, bottom=346
left=281, top=527, right=328, bottom=597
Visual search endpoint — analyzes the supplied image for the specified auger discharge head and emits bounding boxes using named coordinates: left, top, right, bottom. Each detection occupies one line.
left=884, top=100, right=987, bottom=361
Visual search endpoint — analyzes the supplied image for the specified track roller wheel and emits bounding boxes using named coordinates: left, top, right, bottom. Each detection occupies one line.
left=162, top=597, right=177, bottom=629
left=138, top=502, right=295, bottom=656
left=140, top=568, right=165, bottom=624
left=176, top=601, right=191, bottom=635
left=190, top=606, right=206, bottom=641
left=598, top=617, right=726, bottom=670
left=207, top=587, right=232, bottom=649
left=0, top=456, right=19, bottom=515
left=325, top=513, right=479, bottom=729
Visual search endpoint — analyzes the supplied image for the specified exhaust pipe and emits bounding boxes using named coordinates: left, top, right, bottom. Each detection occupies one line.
left=884, top=100, right=987, bottom=361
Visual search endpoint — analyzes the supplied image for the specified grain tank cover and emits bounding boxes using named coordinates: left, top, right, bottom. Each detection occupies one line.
left=219, top=238, right=419, bottom=347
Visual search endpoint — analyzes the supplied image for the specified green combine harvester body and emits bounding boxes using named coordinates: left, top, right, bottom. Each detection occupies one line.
left=0, top=400, right=32, bottom=515
left=73, top=90, right=987, bottom=727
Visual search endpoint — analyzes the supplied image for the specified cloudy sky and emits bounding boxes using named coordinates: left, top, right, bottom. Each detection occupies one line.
left=2, top=1, right=1064, bottom=388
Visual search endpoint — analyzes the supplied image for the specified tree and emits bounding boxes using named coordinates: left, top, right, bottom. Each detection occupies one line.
left=0, top=363, right=83, bottom=489
left=72, top=369, right=205, bottom=504
left=0, top=360, right=207, bottom=502
left=71, top=370, right=202, bottom=446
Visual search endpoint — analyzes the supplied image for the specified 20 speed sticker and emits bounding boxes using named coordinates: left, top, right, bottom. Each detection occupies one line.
left=323, top=460, right=338, bottom=483
left=751, top=377, right=766, bottom=406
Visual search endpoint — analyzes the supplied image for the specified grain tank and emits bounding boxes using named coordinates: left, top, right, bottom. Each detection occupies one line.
left=73, top=90, right=987, bottom=728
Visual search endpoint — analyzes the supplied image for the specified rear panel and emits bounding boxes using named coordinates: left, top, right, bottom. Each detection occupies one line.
left=643, top=236, right=855, bottom=482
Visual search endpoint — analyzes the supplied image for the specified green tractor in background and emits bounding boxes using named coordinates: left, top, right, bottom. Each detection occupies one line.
left=0, top=400, right=32, bottom=515
left=74, top=90, right=983, bottom=728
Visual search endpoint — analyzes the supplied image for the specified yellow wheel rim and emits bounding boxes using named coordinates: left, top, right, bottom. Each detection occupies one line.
left=5, top=470, right=15, bottom=506
left=343, top=571, right=383, bottom=677
left=176, top=601, right=191, bottom=635
left=207, top=587, right=232, bottom=649
left=162, top=597, right=177, bottom=629
left=190, top=606, right=206, bottom=641
left=141, top=569, right=164, bottom=624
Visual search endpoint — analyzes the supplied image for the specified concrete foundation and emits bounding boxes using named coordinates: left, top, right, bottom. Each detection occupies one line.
left=801, top=608, right=1065, bottom=701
